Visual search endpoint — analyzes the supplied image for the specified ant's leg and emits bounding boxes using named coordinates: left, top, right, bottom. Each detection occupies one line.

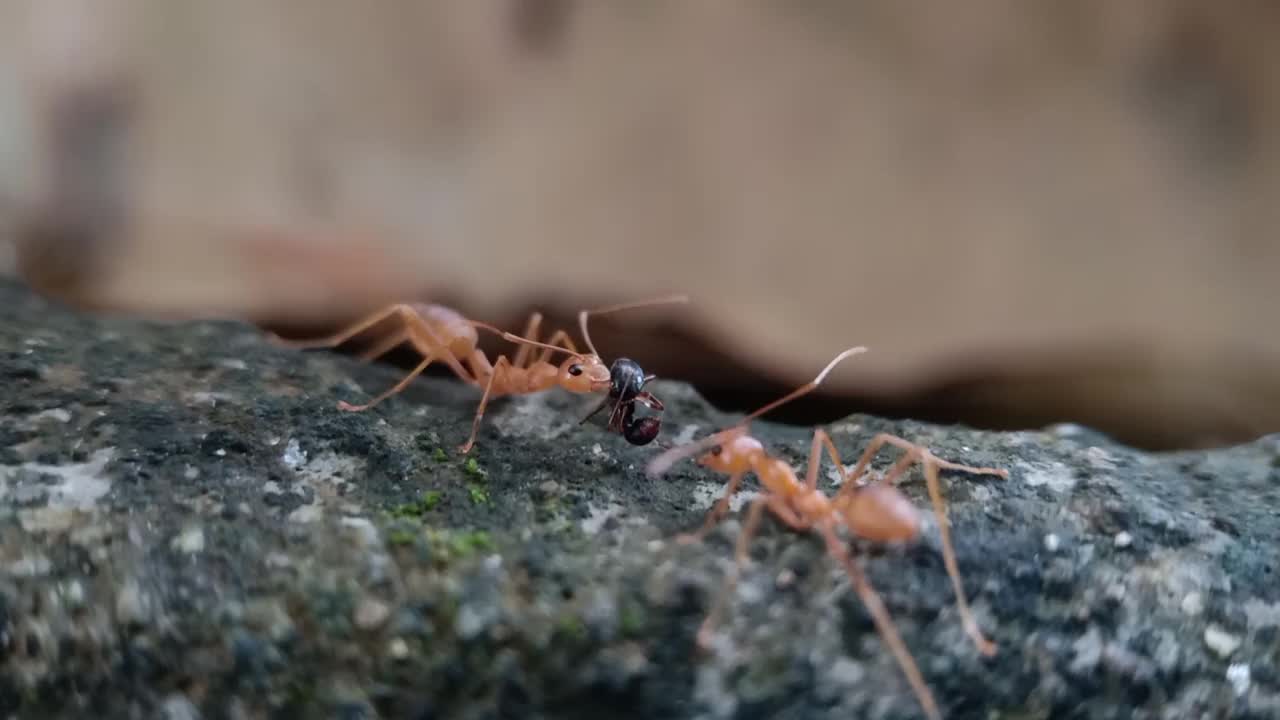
left=695, top=495, right=810, bottom=649
left=838, top=433, right=1006, bottom=502
left=803, top=429, right=850, bottom=492
left=458, top=356, right=512, bottom=454
left=406, top=322, right=482, bottom=388
left=338, top=352, right=438, bottom=412
left=464, top=349, right=495, bottom=388
left=867, top=434, right=1008, bottom=486
left=844, top=436, right=999, bottom=657
left=842, top=433, right=899, bottom=488
left=269, top=304, right=408, bottom=350
left=339, top=318, right=481, bottom=410
left=676, top=472, right=745, bottom=545
left=578, top=396, right=613, bottom=426
left=511, top=312, right=543, bottom=369
left=820, top=525, right=942, bottom=720
left=356, top=327, right=409, bottom=363
left=695, top=496, right=769, bottom=650
left=633, top=391, right=663, bottom=410
left=917, top=455, right=997, bottom=657
left=533, top=330, right=580, bottom=365
left=845, top=434, right=1000, bottom=656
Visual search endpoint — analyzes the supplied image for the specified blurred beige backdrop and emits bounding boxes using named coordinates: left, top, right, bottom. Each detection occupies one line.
left=3, top=0, right=1279, bottom=449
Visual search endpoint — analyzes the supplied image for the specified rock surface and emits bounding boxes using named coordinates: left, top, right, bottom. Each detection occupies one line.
left=1, top=275, right=1278, bottom=719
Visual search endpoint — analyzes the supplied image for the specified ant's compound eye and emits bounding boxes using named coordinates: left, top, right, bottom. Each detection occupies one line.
left=568, top=364, right=583, bottom=377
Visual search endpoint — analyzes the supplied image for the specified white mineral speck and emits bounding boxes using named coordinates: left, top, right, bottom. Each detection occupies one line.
left=1114, top=532, right=1133, bottom=548
left=8, top=552, right=51, bottom=577
left=1227, top=663, right=1251, bottom=696
left=1182, top=592, right=1205, bottom=616
left=62, top=579, right=85, bottom=606
left=388, top=637, right=410, bottom=660
left=171, top=525, right=205, bottom=554
left=354, top=598, right=391, bottom=630
left=288, top=505, right=323, bottom=523
left=282, top=438, right=306, bottom=468
left=116, top=578, right=152, bottom=625
left=160, top=693, right=201, bottom=720
left=1017, top=460, right=1076, bottom=492
left=1204, top=624, right=1241, bottom=658
left=340, top=516, right=379, bottom=547
left=455, top=605, right=486, bottom=639
left=31, top=408, right=72, bottom=424
left=827, top=657, right=864, bottom=687
left=1044, top=534, right=1061, bottom=552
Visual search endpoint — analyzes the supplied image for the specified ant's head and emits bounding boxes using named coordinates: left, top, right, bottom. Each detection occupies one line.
left=608, top=358, right=649, bottom=400
left=831, top=483, right=920, bottom=543
left=569, top=296, right=685, bottom=396
left=558, top=354, right=612, bottom=393
left=696, top=429, right=760, bottom=475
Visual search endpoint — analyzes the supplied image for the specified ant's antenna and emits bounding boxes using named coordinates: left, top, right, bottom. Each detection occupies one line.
left=471, top=321, right=587, bottom=360
left=577, top=293, right=690, bottom=358
left=738, top=346, right=867, bottom=424
left=645, top=345, right=867, bottom=479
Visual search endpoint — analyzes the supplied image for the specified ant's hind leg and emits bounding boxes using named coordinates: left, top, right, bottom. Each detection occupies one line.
left=845, top=437, right=999, bottom=657
left=847, top=433, right=1007, bottom=491
left=339, top=321, right=480, bottom=411
left=918, top=456, right=998, bottom=657
left=838, top=434, right=1000, bottom=657
left=338, top=353, right=437, bottom=412
left=821, top=526, right=942, bottom=720
left=268, top=304, right=408, bottom=351
left=356, top=328, right=409, bottom=363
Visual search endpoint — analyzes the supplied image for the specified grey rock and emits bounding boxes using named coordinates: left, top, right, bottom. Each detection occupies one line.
left=1, top=277, right=1279, bottom=719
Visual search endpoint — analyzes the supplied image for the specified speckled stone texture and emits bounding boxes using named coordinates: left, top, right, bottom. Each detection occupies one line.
left=1, top=276, right=1278, bottom=719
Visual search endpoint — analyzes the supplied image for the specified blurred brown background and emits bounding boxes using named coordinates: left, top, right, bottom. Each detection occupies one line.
left=2, top=0, right=1279, bottom=450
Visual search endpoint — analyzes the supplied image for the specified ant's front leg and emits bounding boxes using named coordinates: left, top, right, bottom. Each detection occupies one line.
left=632, top=391, right=664, bottom=411
left=676, top=471, right=745, bottom=545
left=458, top=356, right=512, bottom=455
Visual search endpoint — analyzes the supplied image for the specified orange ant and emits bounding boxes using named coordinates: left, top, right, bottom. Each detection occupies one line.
left=269, top=295, right=687, bottom=454
left=645, top=346, right=1009, bottom=720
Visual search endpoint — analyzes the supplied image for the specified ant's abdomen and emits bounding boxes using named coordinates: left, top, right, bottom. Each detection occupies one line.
left=415, top=303, right=479, bottom=356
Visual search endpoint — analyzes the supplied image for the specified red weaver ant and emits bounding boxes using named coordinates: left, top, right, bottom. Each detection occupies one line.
left=270, top=295, right=687, bottom=453
left=646, top=346, right=1008, bottom=720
